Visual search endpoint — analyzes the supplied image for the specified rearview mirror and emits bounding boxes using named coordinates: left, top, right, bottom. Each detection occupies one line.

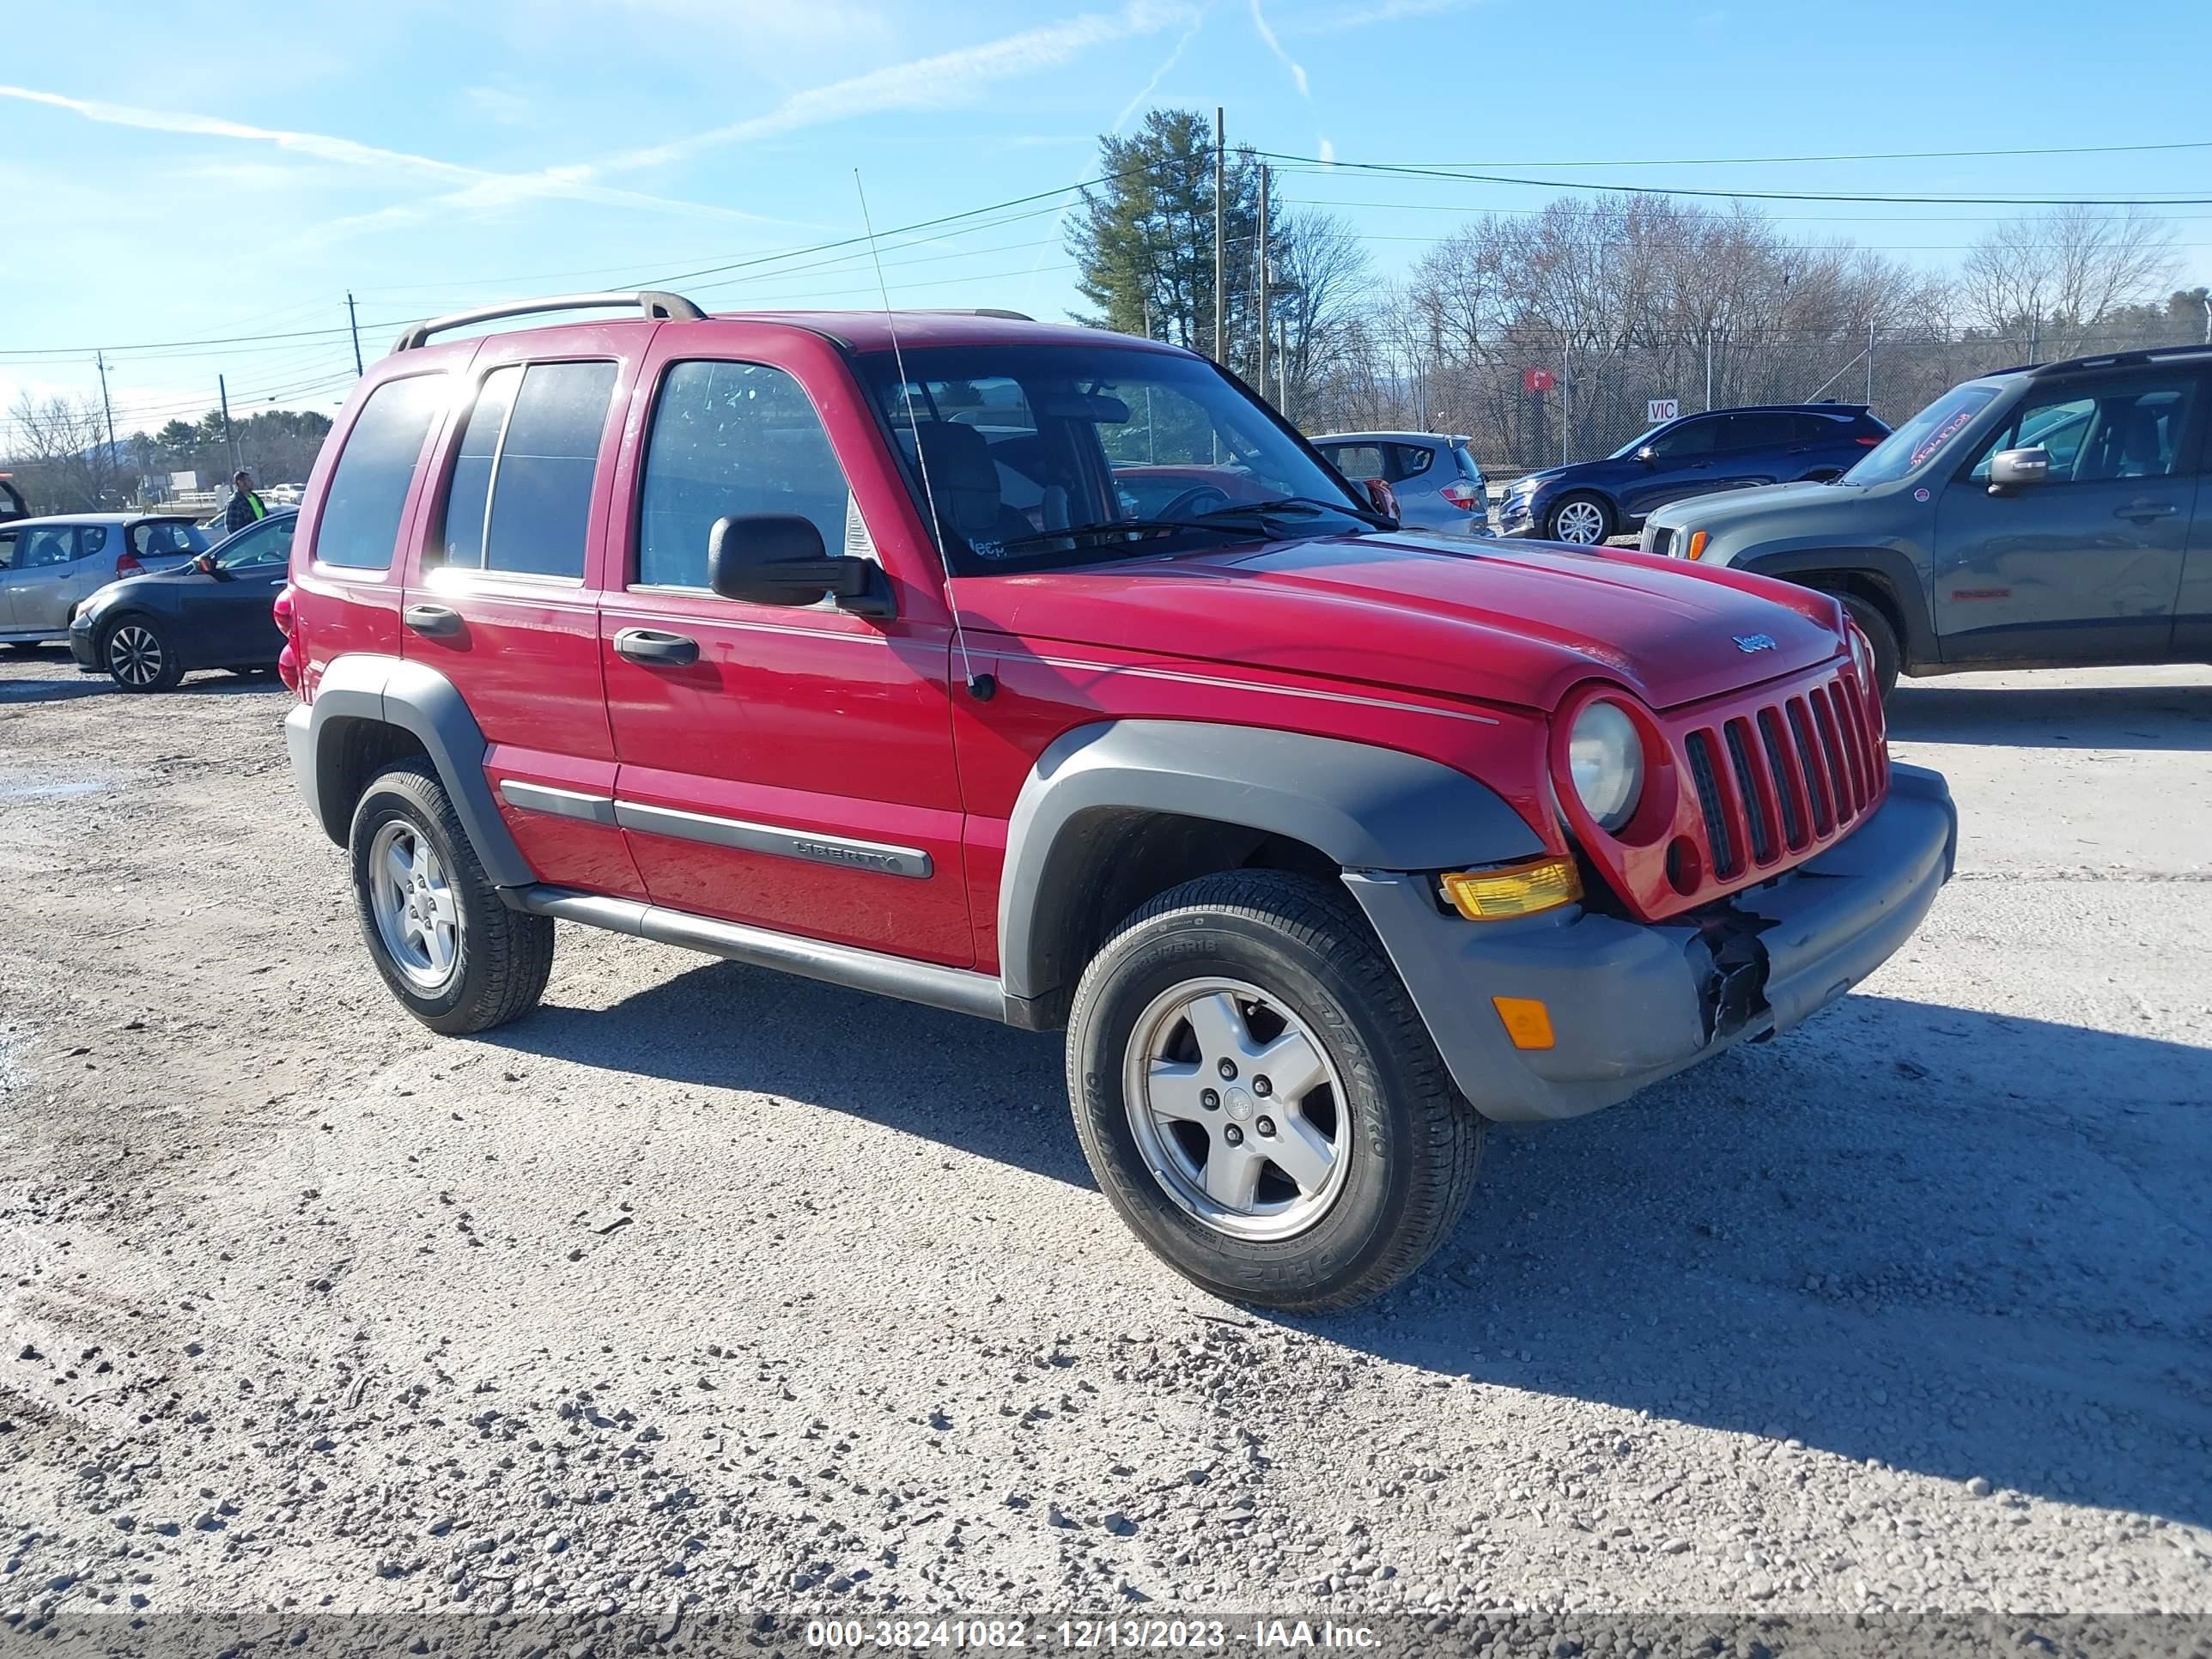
left=1987, top=447, right=2051, bottom=493
left=707, top=514, right=890, bottom=616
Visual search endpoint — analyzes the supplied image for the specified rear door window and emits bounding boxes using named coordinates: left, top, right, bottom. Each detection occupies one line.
left=19, top=526, right=77, bottom=568
left=315, top=375, right=445, bottom=570
left=1389, top=443, right=1435, bottom=480
left=1721, top=412, right=1796, bottom=450
left=1324, top=443, right=1387, bottom=480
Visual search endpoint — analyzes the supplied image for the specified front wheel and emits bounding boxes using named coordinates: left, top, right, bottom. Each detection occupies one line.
left=104, top=617, right=184, bottom=692
left=349, top=759, right=553, bottom=1034
left=1066, top=871, right=1484, bottom=1312
left=1547, top=493, right=1613, bottom=545
left=1838, top=593, right=1901, bottom=701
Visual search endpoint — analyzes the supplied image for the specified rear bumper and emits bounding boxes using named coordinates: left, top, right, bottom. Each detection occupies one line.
left=1346, top=763, right=1956, bottom=1123
left=283, top=702, right=325, bottom=836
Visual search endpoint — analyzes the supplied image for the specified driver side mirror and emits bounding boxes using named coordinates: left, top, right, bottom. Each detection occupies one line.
left=1634, top=445, right=1657, bottom=464
left=707, top=514, right=891, bottom=617
left=1986, top=447, right=2051, bottom=494
left=192, top=552, right=220, bottom=576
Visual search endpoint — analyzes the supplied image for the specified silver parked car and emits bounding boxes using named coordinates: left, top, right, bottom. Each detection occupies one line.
left=1311, top=431, right=1491, bottom=535
left=0, top=514, right=210, bottom=646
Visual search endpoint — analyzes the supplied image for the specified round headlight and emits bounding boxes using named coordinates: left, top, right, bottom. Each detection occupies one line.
left=1848, top=625, right=1874, bottom=686
left=1568, top=699, right=1644, bottom=832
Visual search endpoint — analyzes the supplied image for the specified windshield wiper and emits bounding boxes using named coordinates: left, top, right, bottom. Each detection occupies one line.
left=1191, top=495, right=1395, bottom=531
left=989, top=516, right=1260, bottom=553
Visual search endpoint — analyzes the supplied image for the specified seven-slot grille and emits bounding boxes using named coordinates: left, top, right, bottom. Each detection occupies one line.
left=1676, top=671, right=1886, bottom=881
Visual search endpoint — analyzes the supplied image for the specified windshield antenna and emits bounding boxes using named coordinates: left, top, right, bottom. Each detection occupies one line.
left=855, top=169, right=994, bottom=702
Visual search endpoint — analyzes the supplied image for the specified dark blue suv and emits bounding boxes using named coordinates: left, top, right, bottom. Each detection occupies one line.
left=1497, top=404, right=1890, bottom=544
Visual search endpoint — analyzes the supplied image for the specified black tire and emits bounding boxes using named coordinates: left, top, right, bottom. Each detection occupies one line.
left=1066, top=870, right=1485, bottom=1313
left=1838, top=592, right=1901, bottom=701
left=1546, top=492, right=1613, bottom=545
left=348, top=759, right=553, bottom=1035
left=101, top=616, right=184, bottom=693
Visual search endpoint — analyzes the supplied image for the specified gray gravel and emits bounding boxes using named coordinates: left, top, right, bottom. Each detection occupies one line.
left=1, top=648, right=2207, bottom=1631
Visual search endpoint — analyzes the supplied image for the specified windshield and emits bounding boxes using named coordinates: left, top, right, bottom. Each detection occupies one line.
left=1607, top=422, right=1671, bottom=459
left=1844, top=382, right=2002, bottom=485
left=854, top=343, right=1370, bottom=575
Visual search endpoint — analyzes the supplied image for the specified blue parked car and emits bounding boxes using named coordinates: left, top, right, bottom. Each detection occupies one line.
left=1496, top=403, right=1890, bottom=544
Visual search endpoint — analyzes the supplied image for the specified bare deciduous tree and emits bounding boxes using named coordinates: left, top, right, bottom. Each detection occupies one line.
left=4, top=392, right=120, bottom=511
left=1959, top=207, right=2178, bottom=360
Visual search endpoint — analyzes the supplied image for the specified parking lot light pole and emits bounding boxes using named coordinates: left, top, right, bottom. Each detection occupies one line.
left=1212, top=107, right=1226, bottom=367
left=219, top=374, right=240, bottom=477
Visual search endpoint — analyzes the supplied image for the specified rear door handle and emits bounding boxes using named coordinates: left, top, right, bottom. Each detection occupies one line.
left=613, top=628, right=700, bottom=667
left=2115, top=500, right=2179, bottom=520
left=404, top=604, right=464, bottom=637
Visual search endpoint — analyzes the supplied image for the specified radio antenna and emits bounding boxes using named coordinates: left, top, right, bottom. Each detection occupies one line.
left=855, top=169, right=993, bottom=702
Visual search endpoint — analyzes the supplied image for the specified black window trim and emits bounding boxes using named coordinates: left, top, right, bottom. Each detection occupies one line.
left=424, top=356, right=617, bottom=589
left=310, top=369, right=452, bottom=576
left=626, top=353, right=870, bottom=598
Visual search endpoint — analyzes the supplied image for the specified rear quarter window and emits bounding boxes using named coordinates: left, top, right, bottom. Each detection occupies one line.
left=313, top=375, right=445, bottom=571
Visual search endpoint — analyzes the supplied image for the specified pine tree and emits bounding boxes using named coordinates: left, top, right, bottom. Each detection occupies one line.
left=1066, top=108, right=1273, bottom=366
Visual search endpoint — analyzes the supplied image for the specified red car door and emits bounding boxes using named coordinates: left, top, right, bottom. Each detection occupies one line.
left=398, top=329, right=648, bottom=900
left=598, top=324, right=971, bottom=966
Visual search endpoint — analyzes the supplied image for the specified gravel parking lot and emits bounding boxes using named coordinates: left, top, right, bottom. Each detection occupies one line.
left=1, top=648, right=2207, bottom=1643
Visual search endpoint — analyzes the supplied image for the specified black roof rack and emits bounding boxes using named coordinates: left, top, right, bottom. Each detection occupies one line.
left=389, top=290, right=704, bottom=354
left=1982, top=343, right=2212, bottom=380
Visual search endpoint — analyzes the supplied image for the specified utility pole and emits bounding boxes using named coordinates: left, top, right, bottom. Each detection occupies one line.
left=1255, top=165, right=1270, bottom=406
left=1703, top=336, right=1713, bottom=411
left=347, top=292, right=364, bottom=375
left=95, top=350, right=118, bottom=500
left=219, top=374, right=240, bottom=477
left=1212, top=106, right=1226, bottom=365
left=1865, top=325, right=1875, bottom=406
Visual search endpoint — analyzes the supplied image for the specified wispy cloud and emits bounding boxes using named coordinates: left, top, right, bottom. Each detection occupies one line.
left=1109, top=3, right=1212, bottom=133
left=0, top=83, right=793, bottom=228
left=603, top=1, right=1195, bottom=173
left=1294, top=0, right=1478, bottom=29
left=1246, top=0, right=1310, bottom=96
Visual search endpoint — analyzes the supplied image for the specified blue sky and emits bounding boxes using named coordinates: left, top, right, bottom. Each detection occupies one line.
left=4, top=0, right=2209, bottom=439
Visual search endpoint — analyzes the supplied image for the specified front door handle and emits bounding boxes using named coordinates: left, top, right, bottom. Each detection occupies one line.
left=613, top=628, right=700, bottom=667
left=404, top=604, right=464, bottom=637
left=2115, top=500, right=2179, bottom=521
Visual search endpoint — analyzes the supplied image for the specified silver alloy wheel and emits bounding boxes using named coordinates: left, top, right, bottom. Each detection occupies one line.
left=106, top=624, right=164, bottom=687
left=1123, top=976, right=1352, bottom=1242
left=368, top=819, right=462, bottom=991
left=1552, top=498, right=1607, bottom=544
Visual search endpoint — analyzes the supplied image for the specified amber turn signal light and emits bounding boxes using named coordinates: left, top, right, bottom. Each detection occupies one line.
left=1439, top=857, right=1583, bottom=921
left=1685, top=530, right=1710, bottom=561
left=1490, top=996, right=1557, bottom=1051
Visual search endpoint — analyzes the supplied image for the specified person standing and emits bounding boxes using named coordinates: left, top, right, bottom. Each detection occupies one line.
left=224, top=469, right=267, bottom=534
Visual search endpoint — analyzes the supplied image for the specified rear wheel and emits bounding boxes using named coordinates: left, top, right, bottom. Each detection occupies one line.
left=1547, top=493, right=1612, bottom=545
left=349, top=759, right=553, bottom=1034
left=103, top=617, right=183, bottom=692
left=1066, top=871, right=1485, bottom=1312
left=1838, top=592, right=1901, bottom=701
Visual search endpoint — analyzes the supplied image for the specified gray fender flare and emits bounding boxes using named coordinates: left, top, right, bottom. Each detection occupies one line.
left=996, top=719, right=1542, bottom=1004
left=1733, top=545, right=1936, bottom=665
left=289, top=653, right=534, bottom=888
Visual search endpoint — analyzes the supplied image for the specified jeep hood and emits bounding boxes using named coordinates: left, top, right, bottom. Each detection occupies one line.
left=1644, top=477, right=1862, bottom=532
left=953, top=531, right=1846, bottom=714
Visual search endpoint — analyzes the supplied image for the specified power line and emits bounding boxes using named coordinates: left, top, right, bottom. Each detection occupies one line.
left=1315, top=138, right=2212, bottom=170
left=1259, top=151, right=2212, bottom=208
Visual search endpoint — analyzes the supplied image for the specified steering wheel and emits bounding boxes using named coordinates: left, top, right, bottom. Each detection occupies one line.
left=1155, top=485, right=1231, bottom=521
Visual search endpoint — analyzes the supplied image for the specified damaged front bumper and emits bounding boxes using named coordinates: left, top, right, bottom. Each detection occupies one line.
left=1345, top=763, right=1958, bottom=1123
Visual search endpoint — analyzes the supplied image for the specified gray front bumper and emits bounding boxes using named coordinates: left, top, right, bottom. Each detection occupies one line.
left=1346, top=763, right=1958, bottom=1123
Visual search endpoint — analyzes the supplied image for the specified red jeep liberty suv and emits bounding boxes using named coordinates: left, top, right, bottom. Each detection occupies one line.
left=279, top=292, right=1956, bottom=1311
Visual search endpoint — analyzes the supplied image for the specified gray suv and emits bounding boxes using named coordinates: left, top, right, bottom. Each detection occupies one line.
left=1641, top=345, right=2211, bottom=695
left=1313, top=431, right=1490, bottom=535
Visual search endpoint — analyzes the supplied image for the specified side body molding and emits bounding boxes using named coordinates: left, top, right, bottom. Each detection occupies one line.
left=996, top=720, right=1543, bottom=1006
left=285, top=653, right=535, bottom=889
